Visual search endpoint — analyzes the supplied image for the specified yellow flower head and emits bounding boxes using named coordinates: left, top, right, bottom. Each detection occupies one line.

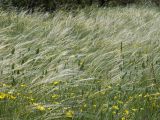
left=124, top=110, right=129, bottom=115
left=53, top=81, right=60, bottom=86
left=36, top=105, right=45, bottom=111
left=34, top=103, right=46, bottom=111
left=112, top=105, right=119, bottom=110
left=20, top=84, right=27, bottom=87
left=0, top=92, right=6, bottom=100
left=121, top=117, right=126, bottom=120
left=0, top=92, right=16, bottom=100
left=65, top=110, right=74, bottom=118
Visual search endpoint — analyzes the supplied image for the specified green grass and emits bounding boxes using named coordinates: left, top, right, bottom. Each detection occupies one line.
left=0, top=5, right=160, bottom=120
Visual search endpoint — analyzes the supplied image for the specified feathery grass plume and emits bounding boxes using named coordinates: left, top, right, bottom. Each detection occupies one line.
left=0, top=5, right=160, bottom=120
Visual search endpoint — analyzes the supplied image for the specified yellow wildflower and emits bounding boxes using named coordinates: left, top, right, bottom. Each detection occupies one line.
left=36, top=105, right=45, bottom=111
left=53, top=81, right=60, bottom=86
left=0, top=92, right=6, bottom=100
left=34, top=103, right=45, bottom=111
left=121, top=117, right=126, bottom=120
left=124, top=110, right=129, bottom=115
left=0, top=92, right=16, bottom=100
left=112, top=105, right=119, bottom=110
left=20, top=84, right=27, bottom=87
left=65, top=110, right=74, bottom=118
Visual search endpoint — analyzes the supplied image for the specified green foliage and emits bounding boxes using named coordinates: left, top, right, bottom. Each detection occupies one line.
left=0, top=0, right=160, bottom=11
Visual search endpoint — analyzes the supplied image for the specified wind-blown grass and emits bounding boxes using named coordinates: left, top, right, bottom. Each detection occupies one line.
left=0, top=5, right=160, bottom=120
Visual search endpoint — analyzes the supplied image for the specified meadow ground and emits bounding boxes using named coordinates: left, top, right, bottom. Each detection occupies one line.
left=0, top=5, right=160, bottom=120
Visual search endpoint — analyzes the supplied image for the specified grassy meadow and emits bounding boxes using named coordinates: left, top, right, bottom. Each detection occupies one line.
left=0, top=5, right=160, bottom=120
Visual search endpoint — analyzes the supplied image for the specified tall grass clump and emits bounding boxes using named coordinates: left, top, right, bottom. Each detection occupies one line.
left=0, top=5, right=160, bottom=120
